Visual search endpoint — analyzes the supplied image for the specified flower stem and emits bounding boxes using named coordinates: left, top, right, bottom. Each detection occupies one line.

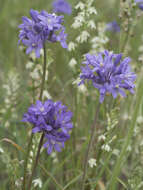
left=22, top=43, right=47, bottom=190
left=81, top=102, right=100, bottom=190
left=27, top=133, right=45, bottom=190
left=22, top=133, right=34, bottom=190
left=39, top=43, right=47, bottom=100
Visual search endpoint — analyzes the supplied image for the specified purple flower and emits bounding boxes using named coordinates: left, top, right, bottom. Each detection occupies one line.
left=52, top=0, right=72, bottom=15
left=79, top=50, right=136, bottom=103
left=18, top=9, right=68, bottom=58
left=135, top=0, right=143, bottom=10
left=22, top=100, right=73, bottom=154
left=106, top=21, right=120, bottom=33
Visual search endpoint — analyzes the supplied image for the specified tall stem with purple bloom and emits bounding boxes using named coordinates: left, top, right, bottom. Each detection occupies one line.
left=27, top=43, right=47, bottom=190
left=22, top=43, right=47, bottom=190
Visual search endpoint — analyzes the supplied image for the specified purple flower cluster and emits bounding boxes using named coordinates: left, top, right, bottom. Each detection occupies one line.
left=135, top=0, right=143, bottom=10
left=18, top=9, right=67, bottom=58
left=22, top=100, right=73, bottom=154
left=106, top=21, right=120, bottom=33
left=79, top=50, right=136, bottom=103
left=52, top=0, right=72, bottom=15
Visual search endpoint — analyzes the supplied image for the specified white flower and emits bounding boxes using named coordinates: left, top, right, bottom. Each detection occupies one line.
left=72, top=20, right=83, bottom=29
left=101, top=144, right=111, bottom=152
left=88, top=158, right=97, bottom=168
left=30, top=151, right=34, bottom=157
left=98, top=135, right=106, bottom=141
left=40, top=49, right=44, bottom=56
left=76, top=31, right=90, bottom=43
left=5, top=121, right=10, bottom=128
left=78, top=84, right=87, bottom=93
left=69, top=58, right=77, bottom=68
left=30, top=69, right=39, bottom=80
left=75, top=2, right=85, bottom=10
left=68, top=42, right=77, bottom=51
left=26, top=61, right=34, bottom=69
left=0, top=147, right=4, bottom=153
left=72, top=77, right=81, bottom=85
left=137, top=116, right=143, bottom=124
left=88, top=20, right=96, bottom=29
left=32, top=178, right=42, bottom=188
left=43, top=90, right=52, bottom=99
left=30, top=52, right=36, bottom=60
left=87, top=7, right=97, bottom=15
left=112, top=149, right=120, bottom=156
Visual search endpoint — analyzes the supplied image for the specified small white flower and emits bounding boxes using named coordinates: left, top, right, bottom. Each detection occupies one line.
left=40, top=49, right=44, bottom=56
left=43, top=90, right=52, bottom=99
left=30, top=151, right=34, bottom=157
left=5, top=121, right=10, bottom=128
left=137, top=116, right=143, bottom=124
left=0, top=147, right=4, bottom=153
left=68, top=42, right=77, bottom=51
left=78, top=84, right=87, bottom=93
left=72, top=20, right=83, bottom=29
left=51, top=152, right=57, bottom=158
left=32, top=178, right=42, bottom=188
left=98, top=135, right=106, bottom=141
left=30, top=69, right=39, bottom=80
left=26, top=61, right=34, bottom=69
left=76, top=31, right=90, bottom=43
left=88, top=158, right=97, bottom=168
left=72, top=77, right=81, bottom=85
left=88, top=20, right=96, bottom=29
left=127, top=145, right=132, bottom=152
left=30, top=52, right=36, bottom=60
left=101, top=144, right=111, bottom=152
left=75, top=2, right=85, bottom=10
left=87, top=7, right=97, bottom=15
left=69, top=58, right=77, bottom=69
left=112, top=149, right=120, bottom=156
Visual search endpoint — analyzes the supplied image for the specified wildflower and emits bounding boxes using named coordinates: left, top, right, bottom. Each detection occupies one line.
left=69, top=58, right=77, bottom=68
left=135, top=0, right=143, bottom=10
left=75, top=2, right=85, bottom=10
left=68, top=42, right=77, bottom=51
left=18, top=9, right=67, bottom=58
left=32, top=178, right=42, bottom=188
left=52, top=0, right=72, bottom=15
left=101, top=144, right=111, bottom=152
left=106, top=21, right=120, bottom=32
left=79, top=50, right=136, bottom=103
left=88, top=158, right=97, bottom=168
left=76, top=31, right=90, bottom=43
left=22, top=100, right=73, bottom=154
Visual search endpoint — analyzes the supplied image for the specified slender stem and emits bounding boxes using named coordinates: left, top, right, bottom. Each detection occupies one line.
left=27, top=133, right=45, bottom=190
left=81, top=102, right=100, bottom=190
left=22, top=133, right=34, bottom=190
left=39, top=43, right=47, bottom=100
left=22, top=43, right=47, bottom=190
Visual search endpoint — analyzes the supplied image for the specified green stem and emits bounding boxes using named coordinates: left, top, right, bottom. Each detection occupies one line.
left=22, top=43, right=47, bottom=190
left=27, top=133, right=45, bottom=190
left=39, top=43, right=47, bottom=100
left=22, top=133, right=34, bottom=190
left=81, top=102, right=100, bottom=190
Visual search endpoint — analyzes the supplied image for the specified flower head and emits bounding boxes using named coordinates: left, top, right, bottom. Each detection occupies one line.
left=106, top=21, right=120, bottom=32
left=22, top=100, right=73, bottom=154
left=52, top=0, right=72, bottom=15
left=18, top=9, right=68, bottom=57
left=79, top=50, right=136, bottom=103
